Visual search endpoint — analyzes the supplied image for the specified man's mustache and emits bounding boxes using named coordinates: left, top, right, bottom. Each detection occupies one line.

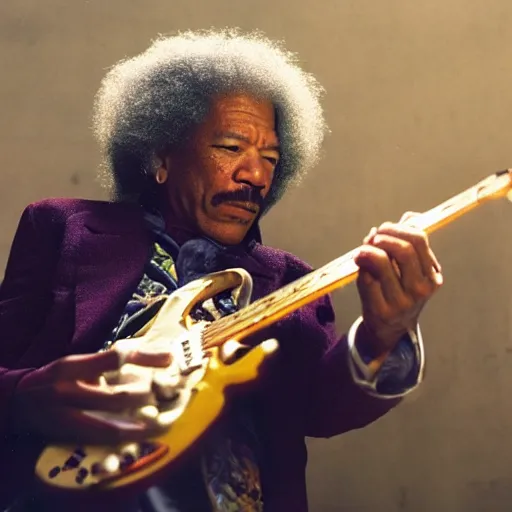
left=211, top=188, right=264, bottom=209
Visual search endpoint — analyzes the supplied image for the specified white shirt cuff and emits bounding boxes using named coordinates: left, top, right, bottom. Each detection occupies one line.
left=347, top=316, right=425, bottom=399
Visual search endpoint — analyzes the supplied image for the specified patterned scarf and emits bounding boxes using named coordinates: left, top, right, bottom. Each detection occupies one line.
left=105, top=213, right=264, bottom=511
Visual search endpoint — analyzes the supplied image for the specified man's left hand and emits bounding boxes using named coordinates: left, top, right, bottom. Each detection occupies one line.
left=353, top=212, right=443, bottom=356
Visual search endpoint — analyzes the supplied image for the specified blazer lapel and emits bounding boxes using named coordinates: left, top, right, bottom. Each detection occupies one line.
left=70, top=203, right=151, bottom=354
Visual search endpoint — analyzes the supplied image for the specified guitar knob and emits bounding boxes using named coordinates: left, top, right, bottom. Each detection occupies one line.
left=102, top=453, right=121, bottom=474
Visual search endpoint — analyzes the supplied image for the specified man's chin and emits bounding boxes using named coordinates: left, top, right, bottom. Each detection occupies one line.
left=200, top=218, right=254, bottom=246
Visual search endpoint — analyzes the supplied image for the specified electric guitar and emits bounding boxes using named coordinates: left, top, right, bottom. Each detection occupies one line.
left=35, top=169, right=512, bottom=494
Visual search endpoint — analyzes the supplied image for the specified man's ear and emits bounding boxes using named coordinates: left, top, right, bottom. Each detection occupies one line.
left=155, top=147, right=179, bottom=181
left=154, top=155, right=169, bottom=185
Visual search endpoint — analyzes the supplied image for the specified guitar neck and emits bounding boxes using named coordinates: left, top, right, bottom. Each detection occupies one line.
left=202, top=170, right=512, bottom=348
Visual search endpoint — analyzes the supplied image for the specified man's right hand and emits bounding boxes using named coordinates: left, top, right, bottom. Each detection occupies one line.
left=12, top=349, right=172, bottom=445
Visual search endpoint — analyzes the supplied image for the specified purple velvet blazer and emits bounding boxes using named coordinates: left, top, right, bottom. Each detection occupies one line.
left=0, top=199, right=399, bottom=511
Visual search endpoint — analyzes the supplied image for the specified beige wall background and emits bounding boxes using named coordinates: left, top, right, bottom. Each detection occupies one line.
left=1, top=0, right=511, bottom=510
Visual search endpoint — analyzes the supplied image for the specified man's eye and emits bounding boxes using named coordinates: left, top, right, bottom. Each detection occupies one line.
left=212, top=144, right=240, bottom=153
left=264, top=156, right=278, bottom=166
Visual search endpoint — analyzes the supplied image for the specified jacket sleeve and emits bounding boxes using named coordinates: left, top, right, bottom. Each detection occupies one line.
left=281, top=253, right=420, bottom=438
left=0, top=203, right=65, bottom=505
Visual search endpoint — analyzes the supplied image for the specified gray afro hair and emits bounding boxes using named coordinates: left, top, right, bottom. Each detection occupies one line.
left=93, top=28, right=328, bottom=213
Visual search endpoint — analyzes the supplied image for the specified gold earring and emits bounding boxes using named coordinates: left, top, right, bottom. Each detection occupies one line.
left=155, top=167, right=168, bottom=184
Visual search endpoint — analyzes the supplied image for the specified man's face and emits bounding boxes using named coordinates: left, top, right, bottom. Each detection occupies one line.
left=159, top=93, right=280, bottom=245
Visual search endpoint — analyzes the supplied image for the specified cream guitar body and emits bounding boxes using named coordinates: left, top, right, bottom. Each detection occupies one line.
left=35, top=268, right=278, bottom=492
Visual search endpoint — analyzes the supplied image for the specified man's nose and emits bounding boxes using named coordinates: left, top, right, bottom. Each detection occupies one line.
left=233, top=153, right=271, bottom=192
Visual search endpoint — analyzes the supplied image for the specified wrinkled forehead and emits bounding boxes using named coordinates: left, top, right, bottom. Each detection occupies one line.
left=210, top=93, right=275, bottom=120
left=201, top=93, right=278, bottom=141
